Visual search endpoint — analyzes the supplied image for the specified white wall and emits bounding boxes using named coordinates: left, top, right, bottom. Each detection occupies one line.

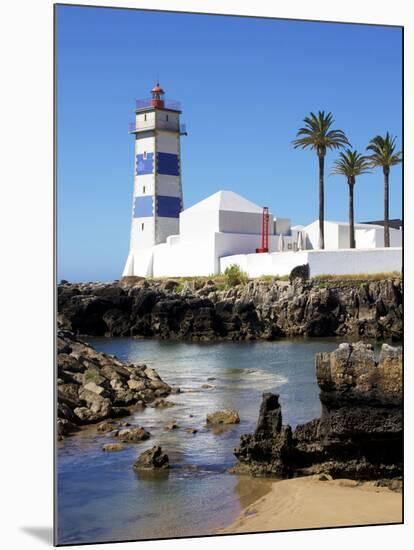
left=122, top=248, right=154, bottom=278
left=130, top=217, right=155, bottom=251
left=152, top=235, right=216, bottom=277
left=157, top=131, right=179, bottom=154
left=135, top=134, right=155, bottom=155
left=156, top=175, right=182, bottom=197
left=274, top=218, right=291, bottom=235
left=304, top=220, right=402, bottom=250
left=220, top=251, right=310, bottom=278
left=155, top=110, right=180, bottom=132
left=156, top=217, right=180, bottom=245
left=220, top=248, right=402, bottom=278
left=307, top=248, right=402, bottom=276
left=219, top=210, right=272, bottom=235
left=180, top=208, right=219, bottom=241
left=134, top=173, right=155, bottom=196
left=135, top=111, right=156, bottom=132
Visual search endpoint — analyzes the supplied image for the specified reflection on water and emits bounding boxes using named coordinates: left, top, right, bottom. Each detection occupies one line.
left=57, top=337, right=345, bottom=544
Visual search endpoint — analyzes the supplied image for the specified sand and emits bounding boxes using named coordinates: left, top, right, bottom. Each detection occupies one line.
left=220, top=476, right=402, bottom=534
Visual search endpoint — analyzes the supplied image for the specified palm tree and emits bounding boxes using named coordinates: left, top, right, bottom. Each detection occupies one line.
left=331, top=149, right=371, bottom=248
left=292, top=111, right=350, bottom=249
left=366, top=133, right=402, bottom=247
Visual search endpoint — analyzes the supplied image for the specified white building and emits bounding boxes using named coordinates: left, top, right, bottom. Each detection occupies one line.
left=123, top=84, right=402, bottom=279
left=124, top=189, right=294, bottom=278
left=302, top=220, right=402, bottom=250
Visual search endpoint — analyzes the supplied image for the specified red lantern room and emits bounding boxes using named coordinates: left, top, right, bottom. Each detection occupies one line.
left=151, top=82, right=165, bottom=108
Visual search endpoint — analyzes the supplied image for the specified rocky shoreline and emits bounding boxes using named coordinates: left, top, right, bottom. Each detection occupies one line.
left=57, top=329, right=175, bottom=439
left=232, top=342, right=402, bottom=482
left=58, top=276, right=402, bottom=341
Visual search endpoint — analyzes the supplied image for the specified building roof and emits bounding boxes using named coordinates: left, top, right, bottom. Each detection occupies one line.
left=360, top=219, right=403, bottom=229
left=304, top=219, right=391, bottom=231
left=184, top=190, right=264, bottom=215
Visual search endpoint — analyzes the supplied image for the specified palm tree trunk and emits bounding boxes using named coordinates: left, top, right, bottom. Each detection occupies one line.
left=348, top=180, right=355, bottom=248
left=318, top=154, right=325, bottom=249
left=383, top=168, right=390, bottom=247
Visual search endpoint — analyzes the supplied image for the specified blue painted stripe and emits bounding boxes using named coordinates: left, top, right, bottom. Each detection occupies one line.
left=133, top=196, right=153, bottom=217
left=157, top=195, right=182, bottom=218
left=136, top=153, right=154, bottom=175
left=157, top=152, right=179, bottom=176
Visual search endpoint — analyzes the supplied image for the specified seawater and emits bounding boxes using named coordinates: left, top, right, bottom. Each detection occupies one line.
left=57, top=337, right=346, bottom=544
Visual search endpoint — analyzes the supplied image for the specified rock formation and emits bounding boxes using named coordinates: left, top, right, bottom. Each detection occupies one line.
left=133, top=446, right=169, bottom=470
left=206, top=409, right=240, bottom=425
left=233, top=342, right=402, bottom=480
left=57, top=329, right=172, bottom=438
left=58, top=277, right=402, bottom=341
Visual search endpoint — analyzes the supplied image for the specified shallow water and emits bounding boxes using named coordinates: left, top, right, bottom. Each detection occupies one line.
left=57, top=337, right=348, bottom=544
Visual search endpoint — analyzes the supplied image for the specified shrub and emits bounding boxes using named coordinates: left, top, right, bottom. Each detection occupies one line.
left=223, top=264, right=249, bottom=287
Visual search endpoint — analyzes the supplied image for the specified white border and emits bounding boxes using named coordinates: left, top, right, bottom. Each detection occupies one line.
left=1, top=1, right=412, bottom=549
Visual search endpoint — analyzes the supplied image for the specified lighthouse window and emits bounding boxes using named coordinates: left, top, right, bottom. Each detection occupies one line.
left=141, top=223, right=144, bottom=230
left=143, top=151, right=147, bottom=159
left=143, top=186, right=146, bottom=194
left=144, top=114, right=147, bottom=121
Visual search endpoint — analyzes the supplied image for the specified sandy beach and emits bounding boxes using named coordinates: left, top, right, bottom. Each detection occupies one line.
left=220, top=476, right=403, bottom=534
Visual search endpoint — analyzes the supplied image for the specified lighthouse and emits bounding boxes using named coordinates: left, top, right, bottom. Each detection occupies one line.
left=122, top=83, right=186, bottom=277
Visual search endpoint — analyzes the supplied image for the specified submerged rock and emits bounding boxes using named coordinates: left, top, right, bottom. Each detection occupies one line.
left=233, top=342, right=402, bottom=480
left=164, top=421, right=179, bottom=430
left=207, top=409, right=240, bottom=425
left=102, top=443, right=124, bottom=452
left=133, top=446, right=169, bottom=470
left=116, top=427, right=150, bottom=443
left=96, top=420, right=115, bottom=433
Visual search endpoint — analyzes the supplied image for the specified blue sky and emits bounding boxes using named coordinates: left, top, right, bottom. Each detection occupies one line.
left=57, top=5, right=402, bottom=282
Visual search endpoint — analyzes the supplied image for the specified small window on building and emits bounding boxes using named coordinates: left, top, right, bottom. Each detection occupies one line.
left=144, top=114, right=147, bottom=121
left=166, top=114, right=169, bottom=121
left=143, top=186, right=146, bottom=194
left=141, top=223, right=144, bottom=230
left=143, top=151, right=147, bottom=160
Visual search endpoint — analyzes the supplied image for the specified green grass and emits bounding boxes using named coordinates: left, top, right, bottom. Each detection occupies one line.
left=312, top=271, right=401, bottom=282
left=256, top=274, right=290, bottom=282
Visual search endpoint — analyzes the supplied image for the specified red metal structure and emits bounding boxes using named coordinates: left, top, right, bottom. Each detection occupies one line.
left=256, top=207, right=269, bottom=253
left=150, top=82, right=165, bottom=108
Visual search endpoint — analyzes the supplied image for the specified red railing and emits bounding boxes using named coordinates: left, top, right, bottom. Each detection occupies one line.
left=135, top=98, right=181, bottom=111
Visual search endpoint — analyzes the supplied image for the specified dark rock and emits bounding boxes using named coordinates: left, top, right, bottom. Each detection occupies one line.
left=57, top=278, right=402, bottom=341
left=57, top=418, right=78, bottom=438
left=233, top=343, right=402, bottom=480
left=133, top=446, right=169, bottom=470
left=289, top=264, right=310, bottom=283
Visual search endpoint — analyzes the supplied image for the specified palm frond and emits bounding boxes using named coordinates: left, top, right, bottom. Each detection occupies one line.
left=292, top=110, right=350, bottom=153
left=366, top=132, right=402, bottom=168
left=330, top=149, right=371, bottom=179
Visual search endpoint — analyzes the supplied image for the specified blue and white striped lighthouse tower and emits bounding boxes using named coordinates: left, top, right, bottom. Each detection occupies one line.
left=123, top=83, right=186, bottom=277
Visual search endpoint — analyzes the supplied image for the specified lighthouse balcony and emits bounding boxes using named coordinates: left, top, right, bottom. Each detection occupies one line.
left=135, top=98, right=181, bottom=111
left=129, top=121, right=187, bottom=135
